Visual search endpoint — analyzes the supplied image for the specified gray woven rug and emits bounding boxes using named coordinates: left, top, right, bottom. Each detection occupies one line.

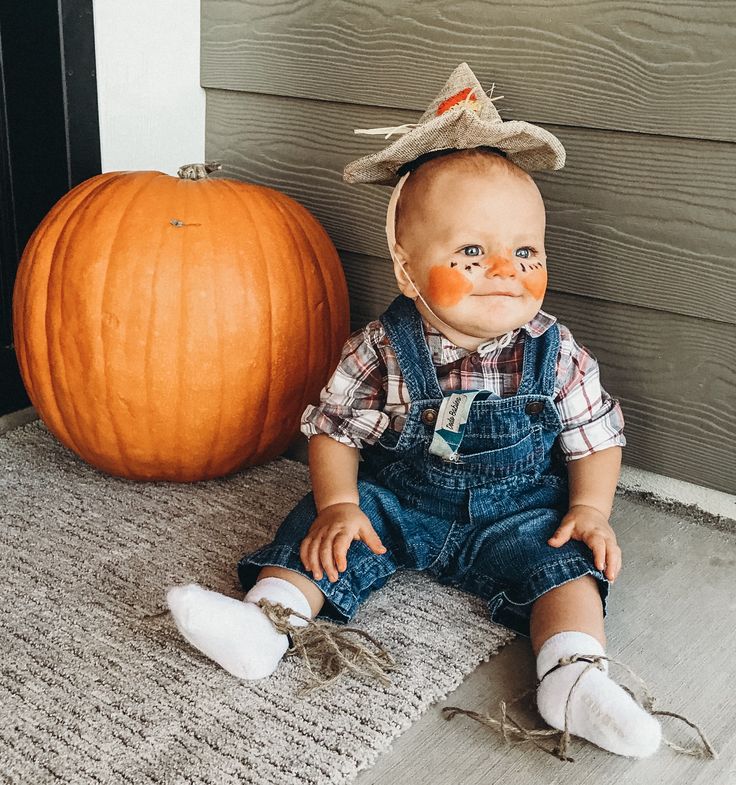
left=0, top=419, right=514, bottom=785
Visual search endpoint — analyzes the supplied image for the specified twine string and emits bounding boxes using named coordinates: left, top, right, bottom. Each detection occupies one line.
left=142, top=600, right=398, bottom=697
left=255, top=599, right=399, bottom=697
left=442, top=653, right=718, bottom=762
left=144, top=604, right=717, bottom=760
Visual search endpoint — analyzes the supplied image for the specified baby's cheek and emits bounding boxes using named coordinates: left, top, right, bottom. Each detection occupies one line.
left=426, top=265, right=474, bottom=307
left=523, top=266, right=548, bottom=300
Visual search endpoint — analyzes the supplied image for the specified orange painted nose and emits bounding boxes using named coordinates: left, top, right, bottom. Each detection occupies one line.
left=483, top=255, right=516, bottom=278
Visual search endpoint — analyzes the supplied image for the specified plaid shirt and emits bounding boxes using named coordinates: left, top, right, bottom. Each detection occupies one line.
left=301, top=308, right=626, bottom=462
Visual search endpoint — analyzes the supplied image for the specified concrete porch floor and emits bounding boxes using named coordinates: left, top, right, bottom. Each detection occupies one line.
left=356, top=491, right=736, bottom=785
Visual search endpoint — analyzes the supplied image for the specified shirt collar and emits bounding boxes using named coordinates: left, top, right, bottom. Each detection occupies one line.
left=421, top=309, right=558, bottom=365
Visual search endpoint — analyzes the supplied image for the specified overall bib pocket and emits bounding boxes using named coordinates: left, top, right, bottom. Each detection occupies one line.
left=423, top=426, right=543, bottom=485
left=451, top=428, right=540, bottom=467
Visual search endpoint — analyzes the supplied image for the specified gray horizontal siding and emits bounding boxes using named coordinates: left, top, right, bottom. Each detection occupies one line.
left=202, top=0, right=736, bottom=142
left=202, top=1, right=736, bottom=493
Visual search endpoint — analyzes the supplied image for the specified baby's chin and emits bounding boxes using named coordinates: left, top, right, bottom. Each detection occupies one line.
left=455, top=319, right=522, bottom=340
left=436, top=301, right=538, bottom=338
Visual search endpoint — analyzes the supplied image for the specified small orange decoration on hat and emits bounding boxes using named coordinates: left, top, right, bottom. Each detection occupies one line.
left=437, top=88, right=479, bottom=116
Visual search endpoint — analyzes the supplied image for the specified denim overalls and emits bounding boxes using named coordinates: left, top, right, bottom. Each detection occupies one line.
left=238, top=295, right=610, bottom=638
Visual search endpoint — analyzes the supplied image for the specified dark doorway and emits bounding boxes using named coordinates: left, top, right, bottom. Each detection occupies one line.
left=0, top=0, right=101, bottom=416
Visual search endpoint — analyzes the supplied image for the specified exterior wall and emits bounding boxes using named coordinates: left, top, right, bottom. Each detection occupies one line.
left=92, top=0, right=205, bottom=174
left=201, top=1, right=736, bottom=493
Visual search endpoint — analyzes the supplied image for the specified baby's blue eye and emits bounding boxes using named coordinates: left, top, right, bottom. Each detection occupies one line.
left=462, top=245, right=482, bottom=257
left=515, top=247, right=535, bottom=259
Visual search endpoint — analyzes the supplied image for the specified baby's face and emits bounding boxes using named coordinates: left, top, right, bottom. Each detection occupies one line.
left=394, top=161, right=548, bottom=346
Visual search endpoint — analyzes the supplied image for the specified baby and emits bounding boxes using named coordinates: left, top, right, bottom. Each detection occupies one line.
left=167, top=66, right=662, bottom=760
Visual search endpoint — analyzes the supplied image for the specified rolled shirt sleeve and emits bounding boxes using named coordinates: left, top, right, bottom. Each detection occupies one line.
left=554, top=328, right=626, bottom=461
left=300, top=325, right=391, bottom=449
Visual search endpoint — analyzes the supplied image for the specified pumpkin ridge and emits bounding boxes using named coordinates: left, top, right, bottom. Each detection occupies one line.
left=282, top=192, right=347, bottom=356
left=143, top=173, right=183, bottom=473
left=260, top=188, right=316, bottom=442
left=95, top=172, right=163, bottom=476
left=15, top=173, right=117, bottom=447
left=45, top=174, right=132, bottom=461
left=193, top=175, right=224, bottom=478
left=279, top=190, right=348, bottom=375
left=208, top=178, right=256, bottom=472
left=219, top=178, right=274, bottom=464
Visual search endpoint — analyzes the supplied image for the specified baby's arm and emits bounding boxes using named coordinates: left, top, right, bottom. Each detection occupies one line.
left=308, top=433, right=360, bottom=512
left=548, top=326, right=626, bottom=581
left=566, top=444, right=622, bottom=519
left=300, top=434, right=387, bottom=581
left=298, top=324, right=392, bottom=581
left=548, top=446, right=623, bottom=582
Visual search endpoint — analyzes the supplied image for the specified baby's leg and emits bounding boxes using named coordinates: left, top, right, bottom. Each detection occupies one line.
left=256, top=565, right=326, bottom=616
left=530, top=575, right=661, bottom=758
left=167, top=477, right=407, bottom=681
left=166, top=567, right=325, bottom=681
left=530, top=573, right=605, bottom=655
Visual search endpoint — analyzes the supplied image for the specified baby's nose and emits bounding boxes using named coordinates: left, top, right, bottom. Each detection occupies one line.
left=483, top=255, right=516, bottom=277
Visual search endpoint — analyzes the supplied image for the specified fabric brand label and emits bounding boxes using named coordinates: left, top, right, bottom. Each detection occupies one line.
left=428, top=388, right=500, bottom=462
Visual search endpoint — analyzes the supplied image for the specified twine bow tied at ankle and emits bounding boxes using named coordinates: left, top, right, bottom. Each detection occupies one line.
left=255, top=599, right=399, bottom=697
left=442, top=652, right=718, bottom=762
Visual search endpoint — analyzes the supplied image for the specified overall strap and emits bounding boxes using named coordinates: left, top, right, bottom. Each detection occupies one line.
left=515, top=322, right=560, bottom=398
left=378, top=295, right=444, bottom=402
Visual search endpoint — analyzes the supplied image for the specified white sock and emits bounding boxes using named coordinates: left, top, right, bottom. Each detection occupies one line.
left=536, top=631, right=662, bottom=758
left=166, top=576, right=313, bottom=680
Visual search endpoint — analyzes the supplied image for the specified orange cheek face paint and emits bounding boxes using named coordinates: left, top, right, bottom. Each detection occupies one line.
left=523, top=266, right=547, bottom=299
left=427, top=265, right=474, bottom=307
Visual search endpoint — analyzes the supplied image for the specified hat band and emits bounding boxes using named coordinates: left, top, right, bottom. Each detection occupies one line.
left=395, top=145, right=509, bottom=178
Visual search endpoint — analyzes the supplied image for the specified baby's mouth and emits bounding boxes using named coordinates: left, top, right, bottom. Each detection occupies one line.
left=472, top=292, right=521, bottom=297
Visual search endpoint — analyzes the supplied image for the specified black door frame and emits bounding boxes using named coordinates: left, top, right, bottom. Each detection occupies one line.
left=0, top=0, right=101, bottom=416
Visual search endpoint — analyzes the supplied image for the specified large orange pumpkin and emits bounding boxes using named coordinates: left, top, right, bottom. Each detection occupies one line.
left=12, top=162, right=350, bottom=482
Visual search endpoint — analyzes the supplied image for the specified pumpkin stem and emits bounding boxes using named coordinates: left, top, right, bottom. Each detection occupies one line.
left=177, top=162, right=222, bottom=180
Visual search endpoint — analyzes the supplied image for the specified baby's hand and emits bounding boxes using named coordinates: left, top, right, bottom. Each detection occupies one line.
left=299, top=502, right=387, bottom=583
left=547, top=504, right=622, bottom=582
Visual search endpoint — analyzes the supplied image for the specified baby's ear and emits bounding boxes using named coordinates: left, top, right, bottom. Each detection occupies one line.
left=392, top=246, right=418, bottom=300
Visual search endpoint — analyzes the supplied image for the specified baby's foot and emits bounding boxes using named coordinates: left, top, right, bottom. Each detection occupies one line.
left=536, top=631, right=662, bottom=759
left=166, top=577, right=312, bottom=680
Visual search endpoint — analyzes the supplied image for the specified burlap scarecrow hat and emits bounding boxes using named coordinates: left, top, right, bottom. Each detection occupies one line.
left=343, top=62, right=566, bottom=186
